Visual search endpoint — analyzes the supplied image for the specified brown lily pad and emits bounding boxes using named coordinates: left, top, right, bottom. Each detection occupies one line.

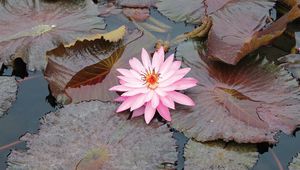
left=0, top=76, right=17, bottom=117
left=7, top=101, right=177, bottom=169
left=172, top=41, right=300, bottom=144
left=45, top=26, right=157, bottom=104
left=207, top=1, right=300, bottom=65
left=0, top=0, right=106, bottom=71
left=185, top=140, right=258, bottom=170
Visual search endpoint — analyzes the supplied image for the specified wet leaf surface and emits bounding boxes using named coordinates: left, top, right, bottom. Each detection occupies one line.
left=122, top=7, right=150, bottom=21
left=171, top=41, right=300, bottom=143
left=7, top=101, right=177, bottom=170
left=117, top=0, right=156, bottom=7
left=0, top=76, right=17, bottom=116
left=157, top=0, right=231, bottom=24
left=184, top=140, right=258, bottom=170
left=208, top=1, right=300, bottom=65
left=289, top=153, right=300, bottom=170
left=45, top=26, right=157, bottom=103
left=0, top=0, right=106, bottom=71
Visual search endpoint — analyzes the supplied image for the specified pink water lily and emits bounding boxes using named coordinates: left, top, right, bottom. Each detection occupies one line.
left=110, top=47, right=197, bottom=124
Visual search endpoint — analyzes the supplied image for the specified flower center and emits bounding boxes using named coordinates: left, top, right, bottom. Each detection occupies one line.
left=142, top=69, right=160, bottom=89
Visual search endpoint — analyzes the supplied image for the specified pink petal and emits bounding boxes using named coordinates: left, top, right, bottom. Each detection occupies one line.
left=117, top=95, right=141, bottom=112
left=117, top=68, right=131, bottom=76
left=145, top=90, right=154, bottom=102
left=130, top=94, right=147, bottom=111
left=109, top=85, right=131, bottom=92
left=119, top=79, right=126, bottom=85
left=129, top=57, right=145, bottom=73
left=155, top=88, right=167, bottom=96
left=152, top=47, right=164, bottom=72
left=144, top=102, right=156, bottom=124
left=141, top=48, right=151, bottom=70
left=121, top=87, right=149, bottom=96
left=132, top=106, right=145, bottom=118
left=173, top=77, right=198, bottom=90
left=159, top=68, right=191, bottom=87
left=159, top=54, right=174, bottom=76
left=159, top=61, right=181, bottom=81
left=160, top=95, right=175, bottom=109
left=117, top=75, right=142, bottom=84
left=157, top=103, right=171, bottom=121
left=130, top=69, right=142, bottom=80
left=123, top=82, right=145, bottom=88
left=167, top=91, right=195, bottom=106
left=151, top=92, right=159, bottom=108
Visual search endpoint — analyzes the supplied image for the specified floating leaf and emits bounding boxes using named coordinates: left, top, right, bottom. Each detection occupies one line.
left=0, top=76, right=17, bottom=117
left=7, top=101, right=177, bottom=169
left=289, top=153, right=300, bottom=170
left=117, top=0, right=156, bottom=7
left=0, top=0, right=106, bottom=71
left=157, top=0, right=231, bottom=24
left=207, top=1, right=300, bottom=65
left=185, top=140, right=258, bottom=170
left=45, top=27, right=156, bottom=104
left=172, top=41, right=300, bottom=143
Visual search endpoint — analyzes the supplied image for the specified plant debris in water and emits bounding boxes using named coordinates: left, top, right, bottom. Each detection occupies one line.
left=0, top=76, right=17, bottom=117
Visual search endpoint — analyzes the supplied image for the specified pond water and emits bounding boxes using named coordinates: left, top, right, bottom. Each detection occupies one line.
left=0, top=3, right=300, bottom=170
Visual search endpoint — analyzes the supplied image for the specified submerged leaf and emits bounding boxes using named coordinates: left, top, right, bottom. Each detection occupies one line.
left=157, top=0, right=231, bottom=24
left=208, top=1, right=300, bottom=65
left=289, top=153, right=300, bottom=170
left=185, top=140, right=258, bottom=170
left=0, top=0, right=106, bottom=71
left=0, top=76, right=17, bottom=116
left=172, top=41, right=300, bottom=143
left=7, top=101, right=177, bottom=169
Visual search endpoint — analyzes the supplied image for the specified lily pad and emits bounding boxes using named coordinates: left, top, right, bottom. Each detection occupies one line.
left=0, top=0, right=106, bottom=71
left=157, top=0, right=231, bottom=24
left=7, top=101, right=177, bottom=169
left=172, top=41, right=300, bottom=143
left=207, top=0, right=300, bottom=65
left=185, top=140, right=258, bottom=170
left=45, top=27, right=157, bottom=104
left=117, top=0, right=157, bottom=7
left=289, top=153, right=300, bottom=170
left=0, top=76, right=17, bottom=117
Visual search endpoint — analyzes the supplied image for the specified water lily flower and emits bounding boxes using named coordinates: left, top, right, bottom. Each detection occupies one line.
left=110, top=47, right=197, bottom=124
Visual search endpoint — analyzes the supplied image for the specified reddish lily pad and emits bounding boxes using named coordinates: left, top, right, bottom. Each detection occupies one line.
left=123, top=7, right=150, bottom=21
left=7, top=101, right=177, bottom=169
left=289, top=153, right=300, bottom=170
left=0, top=0, right=106, bottom=71
left=45, top=27, right=157, bottom=104
left=172, top=41, right=300, bottom=143
left=207, top=1, right=300, bottom=65
left=185, top=140, right=258, bottom=170
left=0, top=76, right=17, bottom=117
left=157, top=0, right=231, bottom=24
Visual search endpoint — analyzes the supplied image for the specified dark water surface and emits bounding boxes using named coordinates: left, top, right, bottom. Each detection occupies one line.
left=0, top=5, right=300, bottom=170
